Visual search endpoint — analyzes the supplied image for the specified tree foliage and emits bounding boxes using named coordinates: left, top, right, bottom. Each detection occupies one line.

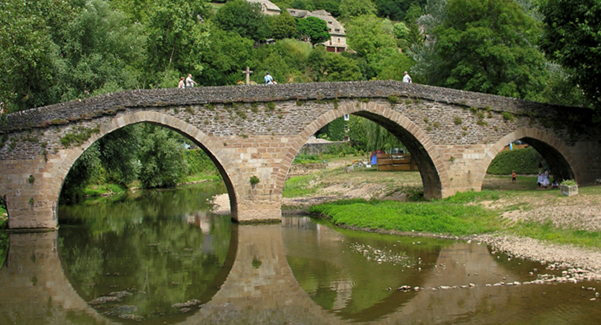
left=215, top=0, right=269, bottom=41
left=339, top=0, right=377, bottom=18
left=431, top=0, right=548, bottom=99
left=538, top=0, right=601, bottom=109
left=297, top=16, right=331, bottom=45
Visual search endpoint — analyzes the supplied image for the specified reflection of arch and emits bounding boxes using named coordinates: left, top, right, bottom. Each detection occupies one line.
left=480, top=128, right=576, bottom=184
left=275, top=102, right=449, bottom=200
left=53, top=112, right=238, bottom=221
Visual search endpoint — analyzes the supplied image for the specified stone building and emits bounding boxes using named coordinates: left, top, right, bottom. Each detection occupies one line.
left=246, top=0, right=281, bottom=16
left=287, top=9, right=347, bottom=52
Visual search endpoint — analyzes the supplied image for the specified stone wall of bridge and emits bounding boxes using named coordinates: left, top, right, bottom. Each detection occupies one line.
left=1, top=81, right=600, bottom=228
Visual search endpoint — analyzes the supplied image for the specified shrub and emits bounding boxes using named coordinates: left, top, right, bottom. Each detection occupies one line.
left=487, top=147, right=546, bottom=175
left=561, top=179, right=577, bottom=186
left=249, top=175, right=260, bottom=185
left=454, top=117, right=462, bottom=125
left=502, top=112, right=514, bottom=121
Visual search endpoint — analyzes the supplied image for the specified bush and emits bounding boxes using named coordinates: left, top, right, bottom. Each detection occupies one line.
left=487, top=147, right=546, bottom=175
left=185, top=149, right=217, bottom=175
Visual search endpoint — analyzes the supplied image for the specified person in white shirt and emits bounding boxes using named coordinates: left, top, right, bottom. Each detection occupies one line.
left=185, top=74, right=197, bottom=88
left=264, top=72, right=274, bottom=85
left=403, top=71, right=412, bottom=83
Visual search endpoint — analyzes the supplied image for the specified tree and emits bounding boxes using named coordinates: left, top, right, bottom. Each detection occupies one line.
left=199, top=23, right=255, bottom=86
left=145, top=0, right=210, bottom=83
left=308, top=46, right=362, bottom=81
left=269, top=10, right=298, bottom=40
left=346, top=15, right=397, bottom=57
left=0, top=0, right=77, bottom=112
left=138, top=125, right=189, bottom=188
left=297, top=16, right=331, bottom=45
left=538, top=0, right=601, bottom=109
left=215, top=0, right=269, bottom=41
left=431, top=0, right=548, bottom=99
left=339, top=0, right=377, bottom=18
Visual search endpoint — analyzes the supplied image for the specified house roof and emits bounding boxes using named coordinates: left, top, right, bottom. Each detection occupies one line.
left=286, top=9, right=346, bottom=36
left=246, top=0, right=281, bottom=12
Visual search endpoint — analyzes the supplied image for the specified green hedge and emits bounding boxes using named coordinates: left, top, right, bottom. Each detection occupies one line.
left=487, top=147, right=546, bottom=175
left=185, top=149, right=217, bottom=174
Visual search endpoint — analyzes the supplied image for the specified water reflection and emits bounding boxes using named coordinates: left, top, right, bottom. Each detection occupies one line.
left=58, top=183, right=235, bottom=323
left=1, top=187, right=601, bottom=324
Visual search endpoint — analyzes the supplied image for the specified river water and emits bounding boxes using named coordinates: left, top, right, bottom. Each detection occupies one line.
left=0, top=182, right=600, bottom=324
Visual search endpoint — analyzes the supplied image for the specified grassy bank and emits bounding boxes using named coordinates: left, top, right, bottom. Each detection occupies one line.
left=282, top=163, right=601, bottom=249
left=309, top=188, right=601, bottom=249
left=309, top=198, right=501, bottom=235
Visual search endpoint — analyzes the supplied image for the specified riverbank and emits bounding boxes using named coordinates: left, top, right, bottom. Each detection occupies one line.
left=211, top=166, right=601, bottom=279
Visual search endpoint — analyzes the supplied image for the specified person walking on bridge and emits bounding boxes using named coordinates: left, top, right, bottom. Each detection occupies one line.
left=185, top=74, right=197, bottom=88
left=403, top=71, right=412, bottom=83
left=264, top=72, right=275, bottom=85
left=178, top=77, right=185, bottom=89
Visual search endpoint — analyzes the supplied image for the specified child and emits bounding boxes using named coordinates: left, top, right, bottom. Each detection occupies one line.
left=511, top=170, right=516, bottom=183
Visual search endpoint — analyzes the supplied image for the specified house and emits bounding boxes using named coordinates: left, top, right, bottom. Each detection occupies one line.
left=246, top=0, right=281, bottom=16
left=287, top=9, right=347, bottom=53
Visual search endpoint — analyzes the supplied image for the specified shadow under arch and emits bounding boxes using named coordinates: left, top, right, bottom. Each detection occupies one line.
left=480, top=128, right=576, bottom=184
left=276, top=102, right=449, bottom=200
left=54, top=111, right=239, bottom=221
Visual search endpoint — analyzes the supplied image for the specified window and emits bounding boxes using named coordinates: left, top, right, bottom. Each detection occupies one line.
left=328, top=21, right=332, bottom=24
left=335, top=29, right=340, bottom=32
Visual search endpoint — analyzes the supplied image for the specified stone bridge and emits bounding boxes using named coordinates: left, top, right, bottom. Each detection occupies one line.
left=1, top=80, right=600, bottom=228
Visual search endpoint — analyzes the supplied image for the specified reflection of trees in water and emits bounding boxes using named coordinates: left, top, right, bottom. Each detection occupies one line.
left=283, top=217, right=445, bottom=321
left=59, top=184, right=232, bottom=320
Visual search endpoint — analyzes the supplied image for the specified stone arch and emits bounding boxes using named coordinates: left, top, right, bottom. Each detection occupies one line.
left=478, top=128, right=577, bottom=186
left=274, top=102, right=449, bottom=200
left=52, top=111, right=240, bottom=221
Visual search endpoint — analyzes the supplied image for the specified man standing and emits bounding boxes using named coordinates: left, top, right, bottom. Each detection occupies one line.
left=264, top=72, right=274, bottom=85
left=403, top=71, right=412, bottom=83
left=185, top=74, right=197, bottom=88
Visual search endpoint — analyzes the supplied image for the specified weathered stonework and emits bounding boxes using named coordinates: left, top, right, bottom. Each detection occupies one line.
left=1, top=80, right=600, bottom=229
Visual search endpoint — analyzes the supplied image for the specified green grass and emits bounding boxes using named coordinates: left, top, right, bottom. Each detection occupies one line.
left=508, top=222, right=601, bottom=249
left=84, top=183, right=127, bottom=197
left=282, top=174, right=322, bottom=198
left=309, top=198, right=501, bottom=236
left=181, top=172, right=221, bottom=183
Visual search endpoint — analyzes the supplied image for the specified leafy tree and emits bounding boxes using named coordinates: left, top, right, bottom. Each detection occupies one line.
left=308, top=46, right=362, bottom=81
left=297, top=16, right=331, bottom=45
left=315, top=1, right=342, bottom=17
left=346, top=15, right=397, bottom=57
left=347, top=115, right=405, bottom=152
left=138, top=125, right=189, bottom=188
left=269, top=10, right=299, bottom=40
left=370, top=48, right=414, bottom=80
left=215, top=0, right=270, bottom=41
left=339, top=0, right=377, bottom=18
left=199, top=23, right=255, bottom=86
left=0, top=0, right=77, bottom=112
left=53, top=0, right=146, bottom=102
left=96, top=125, right=142, bottom=186
left=538, top=0, right=601, bottom=109
left=431, top=0, right=548, bottom=99
left=374, top=0, right=427, bottom=21
left=145, top=0, right=210, bottom=83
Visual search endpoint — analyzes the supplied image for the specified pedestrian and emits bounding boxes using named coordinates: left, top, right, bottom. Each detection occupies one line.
left=178, top=77, right=185, bottom=89
left=402, top=71, right=412, bottom=83
left=264, top=72, right=274, bottom=85
left=511, top=170, right=516, bottom=183
left=185, top=74, right=197, bottom=88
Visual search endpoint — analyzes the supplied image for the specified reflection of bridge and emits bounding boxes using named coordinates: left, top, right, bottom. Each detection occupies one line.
left=2, top=81, right=600, bottom=228
left=0, top=225, right=577, bottom=324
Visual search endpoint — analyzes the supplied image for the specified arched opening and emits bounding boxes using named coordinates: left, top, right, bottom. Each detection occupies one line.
left=481, top=129, right=576, bottom=190
left=56, top=120, right=239, bottom=322
left=278, top=102, right=446, bottom=202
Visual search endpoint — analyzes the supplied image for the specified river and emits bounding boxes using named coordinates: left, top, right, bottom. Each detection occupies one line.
left=0, top=182, right=599, bottom=324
